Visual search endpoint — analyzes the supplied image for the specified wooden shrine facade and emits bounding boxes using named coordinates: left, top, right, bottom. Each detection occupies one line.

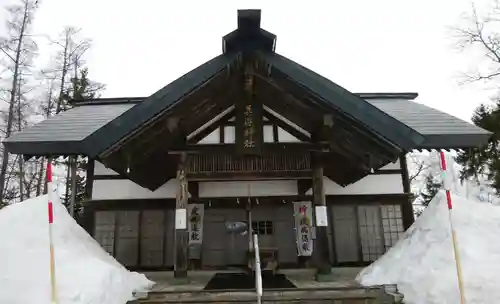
left=2, top=10, right=492, bottom=277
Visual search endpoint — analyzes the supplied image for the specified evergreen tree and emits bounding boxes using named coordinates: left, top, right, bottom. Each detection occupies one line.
left=420, top=173, right=442, bottom=207
left=451, top=3, right=500, bottom=194
left=61, top=68, right=104, bottom=219
left=455, top=102, right=500, bottom=193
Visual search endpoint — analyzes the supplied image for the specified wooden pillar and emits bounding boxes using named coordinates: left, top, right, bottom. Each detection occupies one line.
left=85, top=158, right=95, bottom=200
left=246, top=197, right=253, bottom=250
left=174, top=153, right=189, bottom=278
left=312, top=152, right=331, bottom=275
left=399, top=153, right=415, bottom=230
left=69, top=155, right=78, bottom=218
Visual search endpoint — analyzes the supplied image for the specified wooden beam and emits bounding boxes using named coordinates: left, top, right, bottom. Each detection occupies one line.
left=253, top=71, right=329, bottom=114
left=263, top=111, right=310, bottom=142
left=187, top=170, right=313, bottom=181
left=174, top=153, right=189, bottom=278
left=312, top=152, right=331, bottom=275
left=168, top=142, right=330, bottom=154
left=187, top=109, right=236, bottom=144
left=254, top=77, right=320, bottom=133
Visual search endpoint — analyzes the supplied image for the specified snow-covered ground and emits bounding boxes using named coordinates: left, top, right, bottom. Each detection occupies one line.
left=0, top=194, right=153, bottom=304
left=357, top=191, right=500, bottom=304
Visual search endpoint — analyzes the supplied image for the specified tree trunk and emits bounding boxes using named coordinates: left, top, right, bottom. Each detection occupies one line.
left=55, top=34, right=69, bottom=114
left=17, top=75, right=24, bottom=201
left=0, top=2, right=30, bottom=202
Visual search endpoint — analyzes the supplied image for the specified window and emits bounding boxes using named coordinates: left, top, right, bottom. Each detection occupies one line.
left=357, top=204, right=405, bottom=262
left=357, top=206, right=385, bottom=262
left=251, top=221, right=274, bottom=235
left=380, top=205, right=404, bottom=249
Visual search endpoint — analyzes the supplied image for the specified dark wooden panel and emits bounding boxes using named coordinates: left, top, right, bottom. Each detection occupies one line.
left=115, top=211, right=140, bottom=267
left=94, top=211, right=116, bottom=256
left=186, top=152, right=311, bottom=174
left=140, top=210, right=165, bottom=267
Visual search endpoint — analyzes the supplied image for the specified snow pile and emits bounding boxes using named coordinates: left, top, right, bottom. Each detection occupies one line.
left=357, top=191, right=500, bottom=304
left=0, top=195, right=154, bottom=304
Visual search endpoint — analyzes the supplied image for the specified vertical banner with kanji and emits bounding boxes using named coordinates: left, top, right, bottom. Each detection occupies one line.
left=235, top=87, right=263, bottom=155
left=293, top=201, right=313, bottom=256
left=188, top=204, right=204, bottom=245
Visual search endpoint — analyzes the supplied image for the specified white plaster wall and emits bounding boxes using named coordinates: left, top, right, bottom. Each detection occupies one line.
left=92, top=179, right=179, bottom=200
left=380, top=160, right=401, bottom=170
left=306, top=174, right=404, bottom=195
left=277, top=126, right=300, bottom=142
left=263, top=125, right=274, bottom=142
left=94, top=161, right=119, bottom=175
left=199, top=180, right=298, bottom=197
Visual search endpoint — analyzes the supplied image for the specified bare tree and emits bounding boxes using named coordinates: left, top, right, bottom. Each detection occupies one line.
left=33, top=77, right=57, bottom=196
left=0, top=0, right=39, bottom=203
left=407, top=153, right=430, bottom=184
left=43, top=27, right=91, bottom=114
left=40, top=27, right=91, bottom=195
left=453, top=2, right=500, bottom=85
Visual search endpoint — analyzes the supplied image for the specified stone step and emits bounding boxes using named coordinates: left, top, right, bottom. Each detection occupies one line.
left=131, top=286, right=402, bottom=304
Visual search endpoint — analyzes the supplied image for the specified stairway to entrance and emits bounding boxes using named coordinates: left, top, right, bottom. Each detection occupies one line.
left=128, top=269, right=403, bottom=303
left=133, top=286, right=401, bottom=303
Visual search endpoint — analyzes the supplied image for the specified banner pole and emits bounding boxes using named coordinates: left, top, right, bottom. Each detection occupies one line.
left=439, top=151, right=466, bottom=304
left=46, top=161, right=58, bottom=304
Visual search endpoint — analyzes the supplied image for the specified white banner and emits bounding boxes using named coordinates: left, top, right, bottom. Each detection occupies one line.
left=293, top=201, right=313, bottom=256
left=315, top=206, right=328, bottom=227
left=175, top=209, right=187, bottom=230
left=188, top=204, right=204, bottom=244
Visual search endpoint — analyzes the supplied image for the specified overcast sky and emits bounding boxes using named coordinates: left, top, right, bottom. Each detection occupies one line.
left=1, top=0, right=494, bottom=122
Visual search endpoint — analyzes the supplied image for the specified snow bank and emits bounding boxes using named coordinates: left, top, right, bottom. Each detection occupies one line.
left=357, top=191, right=500, bottom=304
left=0, top=195, right=154, bottom=304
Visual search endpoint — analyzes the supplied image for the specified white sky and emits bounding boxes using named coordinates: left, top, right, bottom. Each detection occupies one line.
left=1, top=0, right=495, bottom=122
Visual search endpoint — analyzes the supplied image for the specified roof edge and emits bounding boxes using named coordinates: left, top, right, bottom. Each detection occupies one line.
left=357, top=92, right=418, bottom=100
left=71, top=92, right=419, bottom=106
left=70, top=97, right=144, bottom=106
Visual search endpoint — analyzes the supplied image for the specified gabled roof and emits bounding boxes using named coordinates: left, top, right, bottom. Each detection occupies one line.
left=4, top=93, right=490, bottom=156
left=257, top=52, right=425, bottom=149
left=367, top=98, right=491, bottom=149
left=4, top=103, right=134, bottom=155
left=1, top=9, right=492, bottom=191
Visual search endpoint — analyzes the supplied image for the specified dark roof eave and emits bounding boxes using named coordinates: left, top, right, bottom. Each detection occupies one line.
left=258, top=52, right=426, bottom=150
left=3, top=140, right=85, bottom=156
left=357, top=92, right=418, bottom=100
left=416, top=133, right=492, bottom=150
left=83, top=53, right=239, bottom=158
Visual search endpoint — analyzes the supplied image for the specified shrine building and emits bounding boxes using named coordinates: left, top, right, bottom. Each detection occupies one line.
left=3, top=10, right=491, bottom=277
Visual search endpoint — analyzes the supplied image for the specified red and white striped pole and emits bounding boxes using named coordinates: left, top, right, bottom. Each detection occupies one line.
left=46, top=161, right=58, bottom=303
left=439, top=151, right=466, bottom=304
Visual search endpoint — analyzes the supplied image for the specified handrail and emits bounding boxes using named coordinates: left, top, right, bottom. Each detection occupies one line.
left=253, top=233, right=263, bottom=304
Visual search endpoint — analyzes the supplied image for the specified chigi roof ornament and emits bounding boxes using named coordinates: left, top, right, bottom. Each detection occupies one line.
left=222, top=9, right=276, bottom=54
